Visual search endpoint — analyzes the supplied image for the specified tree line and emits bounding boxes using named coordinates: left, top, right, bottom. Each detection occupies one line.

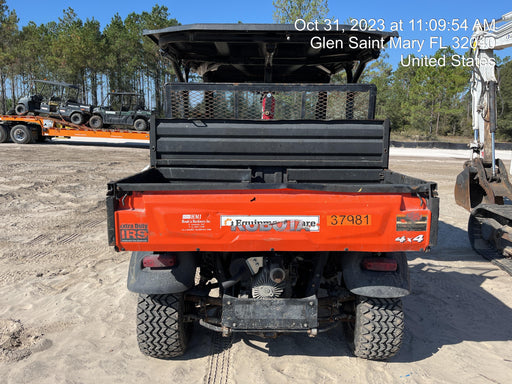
left=364, top=49, right=512, bottom=141
left=0, top=1, right=178, bottom=115
left=1, top=0, right=511, bottom=140
left=273, top=0, right=512, bottom=141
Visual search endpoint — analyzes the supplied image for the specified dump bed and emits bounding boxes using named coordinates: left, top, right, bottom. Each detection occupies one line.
left=107, top=82, right=438, bottom=254
left=107, top=169, right=438, bottom=254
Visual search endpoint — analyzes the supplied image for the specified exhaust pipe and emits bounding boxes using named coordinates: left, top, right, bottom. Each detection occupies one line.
left=269, top=267, right=286, bottom=284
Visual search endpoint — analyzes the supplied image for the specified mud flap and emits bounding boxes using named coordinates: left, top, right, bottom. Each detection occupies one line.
left=127, top=251, right=197, bottom=294
left=221, top=295, right=318, bottom=331
left=342, top=252, right=410, bottom=298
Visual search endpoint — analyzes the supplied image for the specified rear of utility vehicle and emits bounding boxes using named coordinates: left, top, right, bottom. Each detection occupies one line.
left=107, top=24, right=439, bottom=360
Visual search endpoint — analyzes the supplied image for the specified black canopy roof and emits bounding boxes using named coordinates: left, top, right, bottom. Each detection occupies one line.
left=144, top=24, right=398, bottom=83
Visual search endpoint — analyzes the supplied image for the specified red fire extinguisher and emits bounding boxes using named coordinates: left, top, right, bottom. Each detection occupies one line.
left=262, top=92, right=275, bottom=120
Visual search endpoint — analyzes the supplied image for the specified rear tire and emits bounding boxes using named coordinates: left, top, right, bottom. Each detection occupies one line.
left=0, top=125, right=8, bottom=143
left=136, top=293, right=192, bottom=359
left=70, top=112, right=84, bottom=125
left=133, top=118, right=147, bottom=131
left=10, top=124, right=34, bottom=144
left=343, top=296, right=404, bottom=360
left=15, top=104, right=27, bottom=115
left=89, top=115, right=103, bottom=129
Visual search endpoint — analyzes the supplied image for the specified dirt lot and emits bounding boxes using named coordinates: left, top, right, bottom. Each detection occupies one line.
left=0, top=141, right=511, bottom=384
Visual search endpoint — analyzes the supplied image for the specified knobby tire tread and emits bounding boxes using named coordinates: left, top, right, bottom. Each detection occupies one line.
left=351, top=296, right=404, bottom=360
left=136, top=293, right=190, bottom=359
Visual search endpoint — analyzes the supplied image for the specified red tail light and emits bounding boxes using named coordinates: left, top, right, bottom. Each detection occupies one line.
left=142, top=253, right=177, bottom=268
left=362, top=258, right=398, bottom=272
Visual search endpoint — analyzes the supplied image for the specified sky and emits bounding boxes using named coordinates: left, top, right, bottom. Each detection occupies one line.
left=4, top=0, right=511, bottom=67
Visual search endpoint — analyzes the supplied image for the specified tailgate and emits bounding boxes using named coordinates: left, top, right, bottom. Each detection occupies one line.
left=109, top=188, right=436, bottom=253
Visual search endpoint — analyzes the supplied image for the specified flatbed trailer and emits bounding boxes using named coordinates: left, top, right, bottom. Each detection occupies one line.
left=0, top=115, right=149, bottom=144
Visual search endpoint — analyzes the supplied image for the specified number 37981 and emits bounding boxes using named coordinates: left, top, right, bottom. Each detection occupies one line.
left=328, top=214, right=372, bottom=226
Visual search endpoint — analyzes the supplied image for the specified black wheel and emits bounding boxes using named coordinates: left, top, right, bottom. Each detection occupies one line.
left=133, top=118, right=147, bottom=131
left=70, top=112, right=84, bottom=125
left=136, top=293, right=192, bottom=359
left=343, top=296, right=404, bottom=360
left=89, top=115, right=103, bottom=129
left=10, top=124, right=34, bottom=144
left=15, top=104, right=27, bottom=115
left=0, top=125, right=8, bottom=143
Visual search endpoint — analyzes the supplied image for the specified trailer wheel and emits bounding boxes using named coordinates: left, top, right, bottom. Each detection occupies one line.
left=70, top=112, right=84, bottom=125
left=10, top=124, right=34, bottom=144
left=15, top=104, right=27, bottom=116
left=0, top=125, right=8, bottom=143
left=136, top=293, right=192, bottom=359
left=343, top=296, right=404, bottom=360
left=133, top=118, right=147, bottom=131
left=89, top=115, right=103, bottom=129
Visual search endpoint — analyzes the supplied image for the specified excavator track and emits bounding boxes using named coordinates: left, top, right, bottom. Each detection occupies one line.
left=468, top=205, right=512, bottom=276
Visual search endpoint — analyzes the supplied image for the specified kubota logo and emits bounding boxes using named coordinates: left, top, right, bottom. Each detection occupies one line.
left=220, top=215, right=320, bottom=232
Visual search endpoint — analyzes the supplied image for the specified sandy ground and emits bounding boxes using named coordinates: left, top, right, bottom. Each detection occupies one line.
left=0, top=140, right=511, bottom=384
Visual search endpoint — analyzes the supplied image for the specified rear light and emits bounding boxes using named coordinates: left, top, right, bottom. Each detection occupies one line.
left=362, top=258, right=398, bottom=272
left=142, top=253, right=177, bottom=268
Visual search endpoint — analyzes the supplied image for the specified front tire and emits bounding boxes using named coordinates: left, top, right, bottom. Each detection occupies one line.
left=343, top=296, right=404, bottom=360
left=133, top=118, right=147, bottom=131
left=136, top=293, right=192, bottom=359
left=10, top=124, right=34, bottom=144
left=70, top=112, right=84, bottom=125
left=89, top=115, right=103, bottom=129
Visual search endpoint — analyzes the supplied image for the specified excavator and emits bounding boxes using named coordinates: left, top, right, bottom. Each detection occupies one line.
left=454, top=11, right=512, bottom=274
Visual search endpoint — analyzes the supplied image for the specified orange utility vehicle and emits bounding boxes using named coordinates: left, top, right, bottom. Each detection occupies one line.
left=0, top=115, right=149, bottom=144
left=107, top=24, right=439, bottom=360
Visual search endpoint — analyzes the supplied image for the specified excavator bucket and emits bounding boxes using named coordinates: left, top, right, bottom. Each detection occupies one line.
left=454, top=159, right=491, bottom=211
left=455, top=158, right=512, bottom=212
left=454, top=166, right=474, bottom=211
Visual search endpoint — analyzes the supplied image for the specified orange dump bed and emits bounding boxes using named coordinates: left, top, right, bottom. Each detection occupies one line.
left=113, top=188, right=432, bottom=253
